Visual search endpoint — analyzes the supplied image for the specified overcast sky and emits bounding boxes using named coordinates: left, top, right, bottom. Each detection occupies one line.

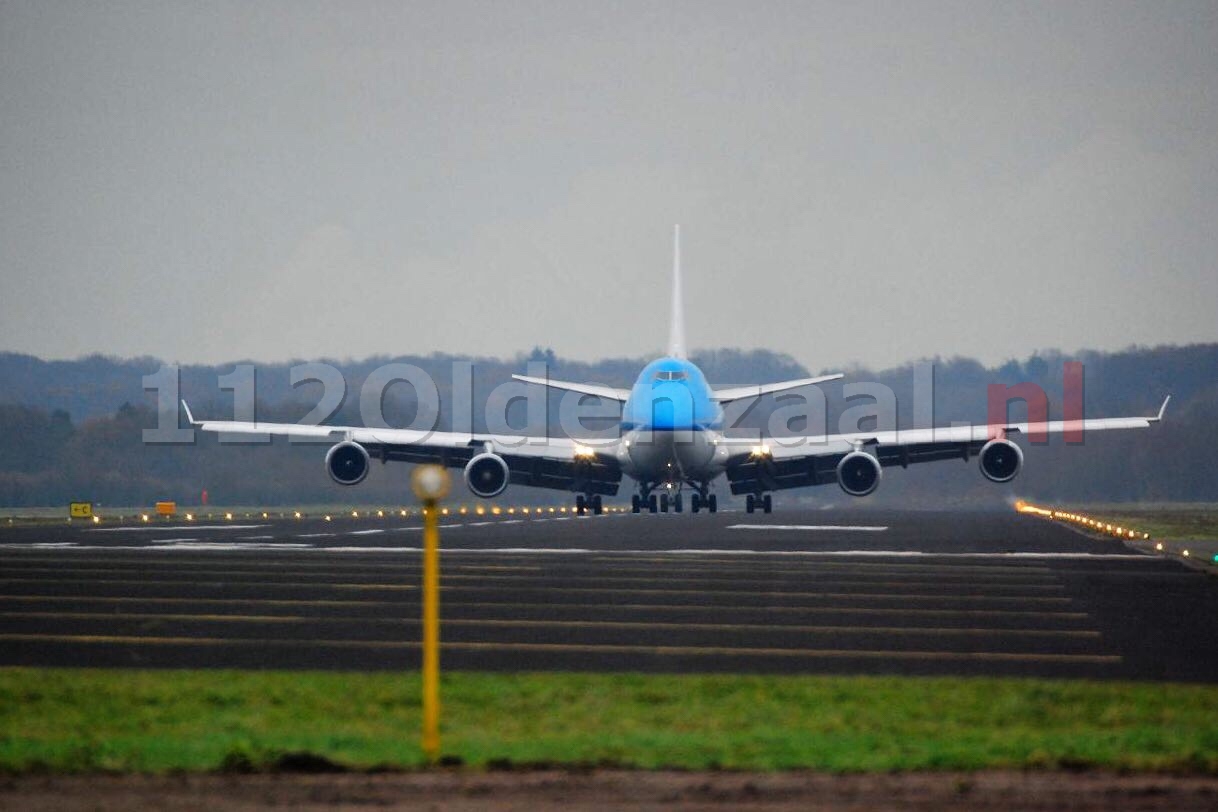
left=1, top=1, right=1215, bottom=372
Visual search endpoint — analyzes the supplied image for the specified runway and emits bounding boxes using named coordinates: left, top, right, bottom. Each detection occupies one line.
left=0, top=510, right=1215, bottom=680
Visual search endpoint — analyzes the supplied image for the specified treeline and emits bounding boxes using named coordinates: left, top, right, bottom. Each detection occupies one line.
left=0, top=344, right=1214, bottom=508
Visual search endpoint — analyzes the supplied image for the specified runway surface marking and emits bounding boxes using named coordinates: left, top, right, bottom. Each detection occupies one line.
left=0, top=567, right=1068, bottom=591
left=0, top=595, right=1092, bottom=620
left=0, top=633, right=1122, bottom=665
left=0, top=611, right=1104, bottom=639
left=0, top=538, right=1152, bottom=559
left=0, top=575, right=1072, bottom=603
left=729, top=524, right=889, bottom=531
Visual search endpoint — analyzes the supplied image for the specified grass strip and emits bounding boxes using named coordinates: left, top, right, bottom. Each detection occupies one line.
left=1, top=669, right=1216, bottom=774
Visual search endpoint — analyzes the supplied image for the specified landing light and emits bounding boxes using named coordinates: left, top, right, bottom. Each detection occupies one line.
left=750, top=444, right=772, bottom=458
left=574, top=445, right=596, bottom=459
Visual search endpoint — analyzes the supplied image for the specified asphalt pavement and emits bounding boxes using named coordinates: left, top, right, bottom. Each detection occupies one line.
left=0, top=508, right=1214, bottom=680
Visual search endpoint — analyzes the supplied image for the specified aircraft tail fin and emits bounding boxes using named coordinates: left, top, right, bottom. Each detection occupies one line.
left=668, top=224, right=686, bottom=359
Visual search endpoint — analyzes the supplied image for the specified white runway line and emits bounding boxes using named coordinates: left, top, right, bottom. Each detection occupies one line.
left=346, top=529, right=385, bottom=536
left=729, top=524, right=889, bottom=532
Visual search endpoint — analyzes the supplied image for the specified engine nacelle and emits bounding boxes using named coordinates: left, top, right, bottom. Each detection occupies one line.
left=979, top=438, right=1024, bottom=483
left=326, top=441, right=370, bottom=486
left=837, top=451, right=882, bottom=497
left=464, top=452, right=510, bottom=498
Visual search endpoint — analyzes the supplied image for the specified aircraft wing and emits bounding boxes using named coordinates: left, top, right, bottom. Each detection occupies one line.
left=510, top=375, right=632, bottom=402
left=710, top=373, right=844, bottom=403
left=721, top=397, right=1170, bottom=495
left=182, top=401, right=622, bottom=495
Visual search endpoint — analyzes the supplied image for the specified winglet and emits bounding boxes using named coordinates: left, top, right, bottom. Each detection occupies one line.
left=1155, top=395, right=1171, bottom=422
left=181, top=399, right=199, bottom=426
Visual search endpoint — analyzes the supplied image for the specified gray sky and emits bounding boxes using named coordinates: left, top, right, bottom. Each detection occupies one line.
left=2, top=1, right=1216, bottom=372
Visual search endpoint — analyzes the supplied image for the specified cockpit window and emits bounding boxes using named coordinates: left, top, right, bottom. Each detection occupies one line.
left=653, top=370, right=688, bottom=381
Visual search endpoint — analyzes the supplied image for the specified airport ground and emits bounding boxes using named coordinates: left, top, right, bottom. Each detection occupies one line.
left=1, top=507, right=1217, bottom=808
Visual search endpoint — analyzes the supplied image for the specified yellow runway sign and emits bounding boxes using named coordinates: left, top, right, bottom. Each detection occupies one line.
left=69, top=502, right=92, bottom=518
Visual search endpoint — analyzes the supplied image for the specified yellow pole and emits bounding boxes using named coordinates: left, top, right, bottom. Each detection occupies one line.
left=421, top=498, right=441, bottom=763
left=410, top=464, right=450, bottom=765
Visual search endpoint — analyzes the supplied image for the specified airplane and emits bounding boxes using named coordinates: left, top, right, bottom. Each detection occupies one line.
left=183, top=226, right=1169, bottom=515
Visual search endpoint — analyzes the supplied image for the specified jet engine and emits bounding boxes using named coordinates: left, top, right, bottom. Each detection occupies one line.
left=326, top=441, right=370, bottom=486
left=979, top=438, right=1023, bottom=483
left=464, top=453, right=510, bottom=498
left=837, top=450, right=882, bottom=497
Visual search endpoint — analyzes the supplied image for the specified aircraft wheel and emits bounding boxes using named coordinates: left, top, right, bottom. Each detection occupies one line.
left=660, top=493, right=670, bottom=513
left=674, top=493, right=683, bottom=513
left=690, top=493, right=701, bottom=513
left=631, top=494, right=641, bottom=514
left=708, top=494, right=718, bottom=513
left=575, top=494, right=586, bottom=515
left=648, top=494, right=658, bottom=513
left=746, top=494, right=755, bottom=514
left=592, top=495, right=603, bottom=515
left=763, top=494, right=773, bottom=514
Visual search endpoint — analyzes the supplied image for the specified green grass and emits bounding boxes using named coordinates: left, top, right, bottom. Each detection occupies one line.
left=1092, top=508, right=1218, bottom=543
left=1, top=669, right=1217, bottom=774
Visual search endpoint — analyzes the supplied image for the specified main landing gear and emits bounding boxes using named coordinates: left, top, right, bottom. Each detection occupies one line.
left=632, top=484, right=718, bottom=514
left=689, top=491, right=718, bottom=514
left=575, top=494, right=603, bottom=515
left=745, top=493, right=772, bottom=514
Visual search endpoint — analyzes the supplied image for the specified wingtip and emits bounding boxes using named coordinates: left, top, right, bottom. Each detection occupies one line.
left=180, top=399, right=197, bottom=425
left=1156, top=395, right=1171, bottom=422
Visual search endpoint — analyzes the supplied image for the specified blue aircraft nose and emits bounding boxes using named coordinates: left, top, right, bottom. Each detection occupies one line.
left=648, top=384, right=694, bottom=430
